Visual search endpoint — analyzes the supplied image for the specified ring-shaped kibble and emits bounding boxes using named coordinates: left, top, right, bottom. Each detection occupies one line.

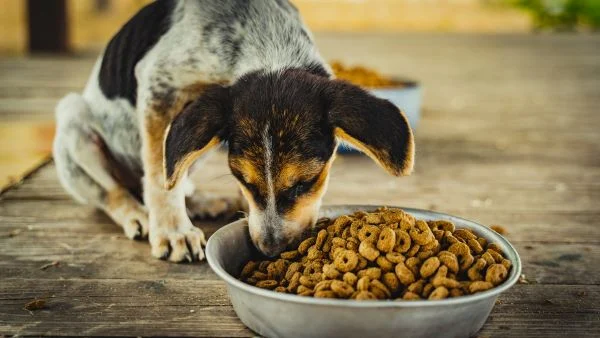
left=386, top=252, right=405, bottom=264
left=454, top=229, right=477, bottom=241
left=487, top=243, right=503, bottom=254
left=314, top=280, right=333, bottom=292
left=438, top=251, right=459, bottom=273
left=428, top=286, right=449, bottom=300
left=304, top=261, right=322, bottom=275
left=448, top=242, right=475, bottom=271
left=245, top=277, right=258, bottom=285
left=280, top=250, right=299, bottom=260
left=377, top=227, right=396, bottom=253
left=322, top=263, right=341, bottom=279
left=298, top=237, right=316, bottom=255
left=333, top=249, right=359, bottom=272
left=427, top=220, right=456, bottom=233
left=432, top=229, right=445, bottom=241
left=469, top=281, right=494, bottom=294
left=258, top=261, right=270, bottom=273
left=365, top=213, right=383, bottom=224
left=299, top=275, right=317, bottom=288
left=405, top=257, right=421, bottom=277
left=274, top=286, right=287, bottom=293
left=240, top=261, right=258, bottom=278
left=406, top=244, right=421, bottom=258
left=358, top=256, right=368, bottom=270
left=382, top=272, right=400, bottom=292
left=402, top=291, right=421, bottom=300
left=486, top=248, right=504, bottom=263
left=410, top=220, right=435, bottom=245
left=331, top=280, right=355, bottom=298
left=376, top=256, right=394, bottom=272
left=485, top=263, right=508, bottom=285
left=287, top=271, right=301, bottom=292
left=332, top=237, right=346, bottom=248
left=343, top=272, right=358, bottom=286
left=371, top=279, right=391, bottom=298
left=480, top=251, right=496, bottom=266
left=369, top=286, right=387, bottom=299
left=449, top=288, right=464, bottom=298
left=346, top=240, right=359, bottom=251
left=467, top=238, right=484, bottom=254
left=501, top=258, right=512, bottom=270
left=407, top=280, right=425, bottom=294
left=444, top=231, right=462, bottom=245
left=422, top=239, right=440, bottom=251
left=432, top=266, right=460, bottom=289
left=252, top=271, right=268, bottom=281
left=315, top=229, right=329, bottom=249
left=417, top=250, right=435, bottom=261
left=394, top=230, right=412, bottom=253
left=420, top=256, right=441, bottom=278
left=256, top=280, right=278, bottom=289
left=357, top=267, right=382, bottom=280
left=332, top=215, right=352, bottom=234
left=394, top=262, right=415, bottom=285
left=355, top=291, right=377, bottom=300
left=341, top=226, right=351, bottom=239
left=350, top=220, right=366, bottom=238
left=467, top=258, right=487, bottom=281
left=422, top=283, right=434, bottom=298
left=477, top=237, right=488, bottom=249
left=306, top=245, right=323, bottom=260
left=358, top=225, right=381, bottom=243
left=314, top=290, right=337, bottom=298
left=358, top=241, right=380, bottom=261
left=357, top=276, right=371, bottom=291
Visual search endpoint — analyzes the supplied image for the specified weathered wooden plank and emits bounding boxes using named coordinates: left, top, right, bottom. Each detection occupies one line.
left=0, top=282, right=597, bottom=337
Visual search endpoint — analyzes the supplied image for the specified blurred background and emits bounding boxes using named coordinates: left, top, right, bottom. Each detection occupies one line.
left=0, top=0, right=598, bottom=189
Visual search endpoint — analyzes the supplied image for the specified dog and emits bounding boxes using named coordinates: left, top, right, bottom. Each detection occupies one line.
left=53, top=0, right=414, bottom=262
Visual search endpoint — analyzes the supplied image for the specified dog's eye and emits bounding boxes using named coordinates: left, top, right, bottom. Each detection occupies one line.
left=283, top=181, right=311, bottom=200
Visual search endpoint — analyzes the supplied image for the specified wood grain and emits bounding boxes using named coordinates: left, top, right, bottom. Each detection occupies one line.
left=1, top=33, right=599, bottom=337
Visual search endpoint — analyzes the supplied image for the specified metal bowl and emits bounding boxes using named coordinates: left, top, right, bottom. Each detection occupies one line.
left=206, top=205, right=521, bottom=338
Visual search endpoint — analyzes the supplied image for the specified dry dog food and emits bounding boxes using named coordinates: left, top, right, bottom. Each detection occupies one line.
left=331, top=61, right=399, bottom=88
left=239, top=207, right=512, bottom=301
left=240, top=207, right=512, bottom=300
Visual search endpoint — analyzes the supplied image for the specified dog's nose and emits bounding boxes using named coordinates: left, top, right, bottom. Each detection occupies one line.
left=252, top=230, right=287, bottom=257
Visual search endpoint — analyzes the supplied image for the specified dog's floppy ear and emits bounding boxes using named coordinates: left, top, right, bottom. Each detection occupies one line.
left=327, top=80, right=415, bottom=176
left=164, top=85, right=230, bottom=189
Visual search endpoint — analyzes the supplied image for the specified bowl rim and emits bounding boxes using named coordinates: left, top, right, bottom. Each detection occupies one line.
left=366, top=77, right=419, bottom=90
left=206, top=205, right=522, bottom=308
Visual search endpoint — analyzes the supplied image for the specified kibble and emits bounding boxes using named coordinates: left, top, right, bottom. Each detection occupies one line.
left=239, top=207, right=512, bottom=301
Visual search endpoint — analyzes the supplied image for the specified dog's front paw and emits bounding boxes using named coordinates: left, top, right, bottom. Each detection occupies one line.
left=186, top=192, right=243, bottom=219
left=107, top=199, right=150, bottom=240
left=149, top=217, right=206, bottom=263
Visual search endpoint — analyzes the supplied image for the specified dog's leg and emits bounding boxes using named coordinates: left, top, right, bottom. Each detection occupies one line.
left=137, top=79, right=210, bottom=262
left=184, top=162, right=246, bottom=219
left=53, top=93, right=149, bottom=239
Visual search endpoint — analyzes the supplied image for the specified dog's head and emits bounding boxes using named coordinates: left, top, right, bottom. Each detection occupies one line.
left=164, top=68, right=414, bottom=256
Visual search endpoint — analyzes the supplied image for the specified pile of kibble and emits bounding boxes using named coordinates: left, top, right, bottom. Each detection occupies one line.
left=331, top=61, right=398, bottom=88
left=239, top=207, right=511, bottom=301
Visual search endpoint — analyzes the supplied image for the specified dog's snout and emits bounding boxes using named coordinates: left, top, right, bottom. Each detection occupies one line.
left=252, top=227, right=287, bottom=257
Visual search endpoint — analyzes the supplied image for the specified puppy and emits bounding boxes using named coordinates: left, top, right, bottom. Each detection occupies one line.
left=53, top=0, right=414, bottom=262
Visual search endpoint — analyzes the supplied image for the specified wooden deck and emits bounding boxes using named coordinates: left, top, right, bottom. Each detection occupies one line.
left=1, top=34, right=599, bottom=337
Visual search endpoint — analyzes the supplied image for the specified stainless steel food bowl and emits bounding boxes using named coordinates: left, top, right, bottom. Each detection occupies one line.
left=206, top=205, right=521, bottom=338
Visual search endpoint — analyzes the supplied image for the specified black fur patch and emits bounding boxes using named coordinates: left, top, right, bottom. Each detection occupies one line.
left=99, top=0, right=175, bottom=107
left=164, top=85, right=230, bottom=182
